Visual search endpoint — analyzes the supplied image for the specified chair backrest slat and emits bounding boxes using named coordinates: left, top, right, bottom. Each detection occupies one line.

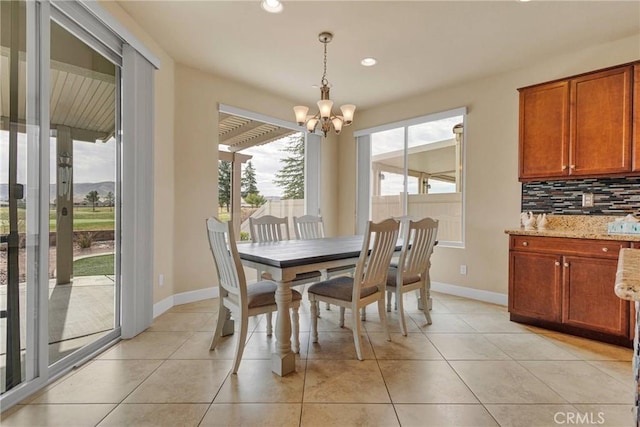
left=293, top=215, right=325, bottom=240
left=353, top=218, right=400, bottom=299
left=249, top=215, right=290, bottom=243
left=206, top=217, right=247, bottom=301
left=399, top=217, right=439, bottom=279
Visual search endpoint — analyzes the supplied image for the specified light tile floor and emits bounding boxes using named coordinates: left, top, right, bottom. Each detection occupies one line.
left=1, top=292, right=635, bottom=426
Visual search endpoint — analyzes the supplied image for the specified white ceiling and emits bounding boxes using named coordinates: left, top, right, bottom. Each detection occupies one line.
left=117, top=0, right=640, bottom=110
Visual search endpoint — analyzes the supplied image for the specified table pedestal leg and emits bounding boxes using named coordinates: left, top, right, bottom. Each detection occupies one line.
left=221, top=307, right=234, bottom=337
left=271, top=281, right=295, bottom=376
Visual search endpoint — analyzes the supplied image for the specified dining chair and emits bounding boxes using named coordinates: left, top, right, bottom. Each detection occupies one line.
left=249, top=215, right=290, bottom=242
left=386, top=217, right=439, bottom=335
left=307, top=218, right=400, bottom=360
left=293, top=215, right=356, bottom=312
left=206, top=217, right=301, bottom=374
left=250, top=214, right=321, bottom=327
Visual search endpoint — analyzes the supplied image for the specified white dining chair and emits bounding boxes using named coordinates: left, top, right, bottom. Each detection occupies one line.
left=293, top=215, right=356, bottom=313
left=307, top=218, right=400, bottom=360
left=250, top=214, right=321, bottom=327
left=206, top=217, right=301, bottom=374
left=249, top=215, right=290, bottom=242
left=386, top=217, right=439, bottom=335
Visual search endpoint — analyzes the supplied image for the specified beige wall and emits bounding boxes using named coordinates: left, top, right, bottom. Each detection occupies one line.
left=99, top=1, right=176, bottom=304
left=337, top=34, right=639, bottom=296
left=173, top=65, right=328, bottom=293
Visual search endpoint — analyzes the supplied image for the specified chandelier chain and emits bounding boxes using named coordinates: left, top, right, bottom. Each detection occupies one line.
left=321, top=40, right=328, bottom=86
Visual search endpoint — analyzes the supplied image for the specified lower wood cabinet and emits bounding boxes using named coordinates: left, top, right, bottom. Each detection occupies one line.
left=509, top=235, right=632, bottom=346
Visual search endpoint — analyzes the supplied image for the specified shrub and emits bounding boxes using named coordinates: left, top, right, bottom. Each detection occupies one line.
left=240, top=231, right=250, bottom=241
left=77, top=231, right=94, bottom=249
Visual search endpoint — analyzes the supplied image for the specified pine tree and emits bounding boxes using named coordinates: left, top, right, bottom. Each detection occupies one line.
left=241, top=161, right=259, bottom=198
left=218, top=160, right=231, bottom=211
left=273, top=135, right=304, bottom=199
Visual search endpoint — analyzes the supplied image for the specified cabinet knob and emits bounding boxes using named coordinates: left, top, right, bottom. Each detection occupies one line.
left=602, top=247, right=609, bottom=252
left=563, top=262, right=569, bottom=268
left=570, top=165, right=576, bottom=169
left=562, top=165, right=567, bottom=170
left=522, top=241, right=528, bottom=247
left=555, top=261, right=560, bottom=266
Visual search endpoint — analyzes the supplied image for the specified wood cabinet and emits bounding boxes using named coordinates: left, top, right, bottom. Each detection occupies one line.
left=509, top=235, right=632, bottom=346
left=519, top=63, right=636, bottom=181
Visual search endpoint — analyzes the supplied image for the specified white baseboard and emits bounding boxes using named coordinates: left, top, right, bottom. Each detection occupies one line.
left=153, top=286, right=220, bottom=318
left=152, top=282, right=506, bottom=317
left=431, top=281, right=507, bottom=306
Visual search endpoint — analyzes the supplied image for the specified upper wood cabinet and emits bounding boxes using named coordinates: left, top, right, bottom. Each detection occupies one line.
left=518, top=63, right=635, bottom=181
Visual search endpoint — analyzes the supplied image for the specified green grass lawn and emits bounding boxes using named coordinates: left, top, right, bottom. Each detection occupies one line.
left=73, top=253, right=115, bottom=276
left=0, top=206, right=115, bottom=233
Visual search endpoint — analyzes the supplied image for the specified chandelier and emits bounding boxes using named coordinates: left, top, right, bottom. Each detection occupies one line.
left=293, top=32, right=356, bottom=137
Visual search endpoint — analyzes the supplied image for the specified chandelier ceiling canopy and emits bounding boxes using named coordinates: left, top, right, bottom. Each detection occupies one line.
left=293, top=32, right=356, bottom=138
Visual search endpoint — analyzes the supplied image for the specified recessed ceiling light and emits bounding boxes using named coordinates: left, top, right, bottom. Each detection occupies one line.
left=361, top=57, right=377, bottom=67
left=261, top=0, right=283, bottom=13
left=519, top=0, right=531, bottom=2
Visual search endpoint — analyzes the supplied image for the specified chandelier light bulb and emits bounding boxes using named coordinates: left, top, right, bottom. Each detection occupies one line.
left=293, top=106, right=309, bottom=125
left=340, top=104, right=356, bottom=125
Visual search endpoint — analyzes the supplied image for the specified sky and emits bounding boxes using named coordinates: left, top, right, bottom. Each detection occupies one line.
left=234, top=135, right=299, bottom=198
left=0, top=131, right=115, bottom=186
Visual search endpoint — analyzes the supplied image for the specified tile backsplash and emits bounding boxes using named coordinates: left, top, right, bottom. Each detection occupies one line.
left=521, top=177, right=640, bottom=215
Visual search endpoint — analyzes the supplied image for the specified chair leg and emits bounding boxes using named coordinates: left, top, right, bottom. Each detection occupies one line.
left=210, top=304, right=228, bottom=350
left=310, top=297, right=319, bottom=343
left=231, top=308, right=248, bottom=374
left=397, top=288, right=407, bottom=336
left=291, top=306, right=300, bottom=354
left=377, top=297, right=391, bottom=342
left=266, top=312, right=273, bottom=336
left=386, top=290, right=392, bottom=312
left=339, top=307, right=345, bottom=328
left=361, top=307, right=367, bottom=321
left=352, top=306, right=364, bottom=360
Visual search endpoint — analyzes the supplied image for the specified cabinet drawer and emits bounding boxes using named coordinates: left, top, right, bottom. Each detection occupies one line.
left=510, top=235, right=629, bottom=259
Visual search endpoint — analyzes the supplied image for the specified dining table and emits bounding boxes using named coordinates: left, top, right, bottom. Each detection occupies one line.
left=235, top=235, right=367, bottom=376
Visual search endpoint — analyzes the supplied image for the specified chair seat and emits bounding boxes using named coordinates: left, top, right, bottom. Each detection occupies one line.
left=386, top=267, right=421, bottom=288
left=228, top=280, right=302, bottom=308
left=308, top=276, right=378, bottom=302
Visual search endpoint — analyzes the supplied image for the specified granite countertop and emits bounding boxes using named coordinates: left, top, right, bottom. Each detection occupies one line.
left=504, top=214, right=640, bottom=242
left=614, top=248, right=640, bottom=301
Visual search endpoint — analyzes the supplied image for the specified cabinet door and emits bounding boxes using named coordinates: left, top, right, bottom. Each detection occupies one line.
left=633, top=65, right=640, bottom=172
left=570, top=66, right=632, bottom=176
left=562, top=256, right=629, bottom=337
left=509, top=251, right=562, bottom=322
left=519, top=81, right=569, bottom=180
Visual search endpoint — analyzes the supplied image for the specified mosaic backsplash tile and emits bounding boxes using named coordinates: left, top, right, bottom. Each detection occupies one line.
left=521, top=177, right=640, bottom=215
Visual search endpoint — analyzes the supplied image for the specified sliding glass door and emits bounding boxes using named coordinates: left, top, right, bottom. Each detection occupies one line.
left=47, top=18, right=120, bottom=367
left=1, top=0, right=124, bottom=401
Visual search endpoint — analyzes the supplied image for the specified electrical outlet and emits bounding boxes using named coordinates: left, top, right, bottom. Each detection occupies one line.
left=460, top=265, right=467, bottom=275
left=159, top=274, right=164, bottom=287
left=582, top=193, right=594, bottom=207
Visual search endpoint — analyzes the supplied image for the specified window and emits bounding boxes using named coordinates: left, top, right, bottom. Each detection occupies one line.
left=356, top=107, right=466, bottom=246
